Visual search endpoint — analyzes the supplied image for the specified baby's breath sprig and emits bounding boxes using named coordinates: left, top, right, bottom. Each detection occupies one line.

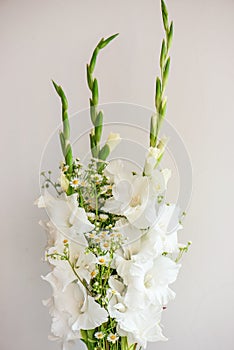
left=150, top=0, right=173, bottom=149
left=86, top=34, right=119, bottom=161
left=175, top=241, right=192, bottom=263
left=41, top=171, right=62, bottom=195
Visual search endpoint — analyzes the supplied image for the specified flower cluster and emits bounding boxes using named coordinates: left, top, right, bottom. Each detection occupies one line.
left=36, top=155, right=190, bottom=350
left=37, top=1, right=191, bottom=349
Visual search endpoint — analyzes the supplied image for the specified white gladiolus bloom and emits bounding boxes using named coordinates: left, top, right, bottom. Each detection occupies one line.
left=36, top=190, right=94, bottom=243
left=103, top=161, right=157, bottom=229
left=43, top=280, right=108, bottom=344
left=108, top=284, right=166, bottom=349
left=149, top=168, right=171, bottom=195
left=116, top=255, right=180, bottom=308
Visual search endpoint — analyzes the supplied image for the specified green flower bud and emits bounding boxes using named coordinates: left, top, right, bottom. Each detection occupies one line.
left=167, top=21, right=173, bottom=50
left=160, top=39, right=167, bottom=70
left=162, top=57, right=170, bottom=88
left=86, top=64, right=93, bottom=90
left=95, top=111, right=103, bottom=143
left=155, top=77, right=162, bottom=110
left=99, top=144, right=110, bottom=161
left=92, top=79, right=99, bottom=106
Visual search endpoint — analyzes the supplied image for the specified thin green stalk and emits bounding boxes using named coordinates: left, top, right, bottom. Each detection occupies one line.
left=87, top=34, right=119, bottom=161
left=52, top=80, right=74, bottom=195
left=150, top=0, right=173, bottom=148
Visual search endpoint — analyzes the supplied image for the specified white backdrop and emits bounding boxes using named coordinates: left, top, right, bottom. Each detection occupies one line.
left=1, top=0, right=234, bottom=349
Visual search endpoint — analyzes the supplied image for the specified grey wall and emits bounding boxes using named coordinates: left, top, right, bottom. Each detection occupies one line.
left=1, top=0, right=234, bottom=349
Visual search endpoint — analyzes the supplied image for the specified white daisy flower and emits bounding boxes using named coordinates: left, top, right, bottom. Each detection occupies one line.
left=107, top=333, right=119, bottom=344
left=70, top=177, right=79, bottom=188
left=95, top=331, right=105, bottom=340
left=100, top=241, right=111, bottom=251
left=97, top=253, right=111, bottom=266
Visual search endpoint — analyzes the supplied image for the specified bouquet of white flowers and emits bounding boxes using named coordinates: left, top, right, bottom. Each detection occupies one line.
left=36, top=1, right=191, bottom=349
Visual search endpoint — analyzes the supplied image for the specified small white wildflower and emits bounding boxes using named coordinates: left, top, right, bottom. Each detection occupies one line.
left=87, top=212, right=96, bottom=221
left=107, top=333, right=119, bottom=344
left=99, top=214, right=108, bottom=221
left=90, top=270, right=98, bottom=279
left=86, top=232, right=96, bottom=239
left=95, top=332, right=105, bottom=340
left=100, top=241, right=111, bottom=251
left=70, top=177, right=79, bottom=188
left=97, top=254, right=111, bottom=266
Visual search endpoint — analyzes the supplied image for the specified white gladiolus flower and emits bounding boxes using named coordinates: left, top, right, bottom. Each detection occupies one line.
left=116, top=255, right=180, bottom=308
left=43, top=280, right=108, bottom=343
left=36, top=190, right=94, bottom=243
left=108, top=287, right=166, bottom=349
left=106, top=132, right=121, bottom=153
left=103, top=161, right=157, bottom=229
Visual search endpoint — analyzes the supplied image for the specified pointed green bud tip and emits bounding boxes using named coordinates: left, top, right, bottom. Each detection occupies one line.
left=52, top=80, right=59, bottom=93
left=161, top=0, right=169, bottom=31
left=99, top=33, right=119, bottom=49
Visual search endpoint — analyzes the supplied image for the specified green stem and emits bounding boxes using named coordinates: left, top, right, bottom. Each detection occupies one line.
left=87, top=34, right=119, bottom=160
left=150, top=0, right=173, bottom=148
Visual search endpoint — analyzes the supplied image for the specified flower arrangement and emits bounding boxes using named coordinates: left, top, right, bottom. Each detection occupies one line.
left=36, top=1, right=191, bottom=350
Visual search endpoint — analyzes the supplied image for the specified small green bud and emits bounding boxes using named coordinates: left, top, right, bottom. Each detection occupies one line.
left=90, top=104, right=96, bottom=125
left=86, top=64, right=93, bottom=90
left=95, top=111, right=103, bottom=143
left=162, top=57, right=170, bottom=88
left=98, top=33, right=119, bottom=49
left=155, top=77, right=162, bottom=110
left=160, top=97, right=167, bottom=117
left=89, top=47, right=99, bottom=74
left=99, top=144, right=110, bottom=161
left=161, top=0, right=169, bottom=32
left=167, top=21, right=173, bottom=50
left=160, top=39, right=167, bottom=70
left=92, top=79, right=99, bottom=106
left=150, top=114, right=157, bottom=147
